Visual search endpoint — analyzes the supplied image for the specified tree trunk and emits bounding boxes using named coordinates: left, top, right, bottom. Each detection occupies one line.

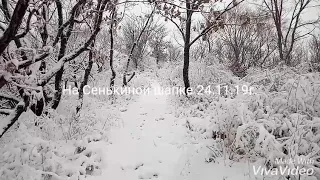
left=51, top=31, right=67, bottom=110
left=52, top=67, right=64, bottom=109
left=183, top=4, right=192, bottom=95
left=0, top=0, right=29, bottom=55
left=276, top=27, right=284, bottom=63
left=75, top=0, right=107, bottom=112
left=51, top=0, right=87, bottom=109
left=109, top=7, right=116, bottom=88
left=40, top=2, right=49, bottom=46
left=51, top=32, right=67, bottom=109
left=76, top=50, right=93, bottom=113
left=183, top=45, right=191, bottom=95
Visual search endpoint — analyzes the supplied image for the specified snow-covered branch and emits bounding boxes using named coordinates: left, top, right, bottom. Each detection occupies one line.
left=38, top=0, right=109, bottom=87
left=0, top=93, right=20, bottom=103
left=0, top=101, right=25, bottom=138
left=17, top=48, right=52, bottom=69
left=0, top=109, right=13, bottom=115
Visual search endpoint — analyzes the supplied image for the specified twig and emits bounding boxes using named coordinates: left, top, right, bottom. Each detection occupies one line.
left=0, top=93, right=20, bottom=103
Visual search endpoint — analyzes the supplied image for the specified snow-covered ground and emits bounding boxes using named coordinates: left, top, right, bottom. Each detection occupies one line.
left=1, top=75, right=318, bottom=180
left=87, top=80, right=260, bottom=180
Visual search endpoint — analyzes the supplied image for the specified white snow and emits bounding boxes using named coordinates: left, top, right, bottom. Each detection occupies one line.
left=85, top=80, right=259, bottom=180
left=2, top=72, right=319, bottom=180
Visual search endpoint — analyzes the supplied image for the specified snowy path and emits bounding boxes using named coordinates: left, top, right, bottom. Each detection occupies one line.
left=89, top=80, right=191, bottom=180
left=89, top=80, right=255, bottom=180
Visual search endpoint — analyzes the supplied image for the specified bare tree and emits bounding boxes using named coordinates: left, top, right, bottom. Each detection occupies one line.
left=121, top=11, right=160, bottom=71
left=122, top=7, right=155, bottom=86
left=156, top=0, right=244, bottom=95
left=263, top=0, right=318, bottom=66
left=149, top=25, right=168, bottom=67
left=213, top=6, right=276, bottom=77
left=109, top=7, right=117, bottom=88
left=310, top=34, right=320, bottom=72
left=166, top=42, right=182, bottom=62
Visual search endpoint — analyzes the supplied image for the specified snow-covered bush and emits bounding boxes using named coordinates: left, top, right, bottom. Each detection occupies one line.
left=129, top=72, right=153, bottom=89
left=0, top=123, right=105, bottom=180
left=159, top=56, right=237, bottom=89
left=170, top=64, right=320, bottom=178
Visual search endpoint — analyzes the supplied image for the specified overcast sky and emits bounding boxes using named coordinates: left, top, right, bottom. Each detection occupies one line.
left=123, top=0, right=320, bottom=45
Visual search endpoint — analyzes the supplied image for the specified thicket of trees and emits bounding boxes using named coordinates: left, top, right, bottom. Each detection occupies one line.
left=1, top=1, right=320, bottom=180
left=0, top=0, right=112, bottom=137
left=0, top=0, right=319, bottom=137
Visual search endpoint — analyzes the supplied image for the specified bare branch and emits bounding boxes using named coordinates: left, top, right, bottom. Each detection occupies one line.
left=157, top=11, right=185, bottom=41
left=189, top=0, right=245, bottom=46
left=294, top=26, right=316, bottom=41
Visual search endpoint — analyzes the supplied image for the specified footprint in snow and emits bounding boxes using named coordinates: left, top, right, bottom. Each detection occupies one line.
left=134, top=163, right=144, bottom=170
left=155, top=117, right=165, bottom=121
left=120, top=108, right=127, bottom=112
left=138, top=172, right=159, bottom=179
left=121, top=162, right=144, bottom=171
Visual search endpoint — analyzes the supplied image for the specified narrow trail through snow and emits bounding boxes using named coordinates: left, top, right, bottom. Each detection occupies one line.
left=94, top=80, right=191, bottom=180
left=89, top=80, right=254, bottom=180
